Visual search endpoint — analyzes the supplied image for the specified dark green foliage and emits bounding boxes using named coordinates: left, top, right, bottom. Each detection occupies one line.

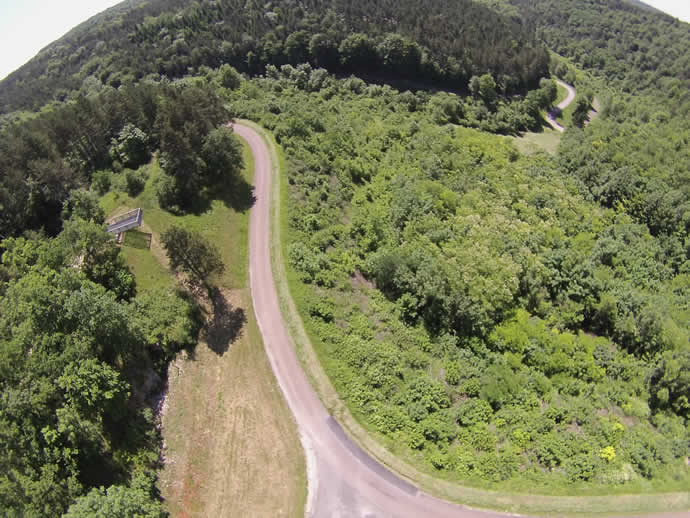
left=124, top=168, right=147, bottom=197
left=503, top=0, right=690, bottom=101
left=161, top=225, right=225, bottom=286
left=91, top=170, right=113, bottom=196
left=217, top=64, right=242, bottom=90
left=155, top=85, right=230, bottom=210
left=59, top=219, right=136, bottom=301
left=201, top=126, right=244, bottom=183
left=61, top=189, right=106, bottom=224
left=571, top=96, right=592, bottom=127
left=0, top=81, right=230, bottom=237
left=649, top=350, right=690, bottom=419
left=0, top=0, right=550, bottom=115
left=110, top=124, right=150, bottom=169
left=0, top=223, right=189, bottom=515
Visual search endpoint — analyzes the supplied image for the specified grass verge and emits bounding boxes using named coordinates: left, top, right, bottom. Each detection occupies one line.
left=510, top=129, right=562, bottom=156
left=240, top=119, right=690, bottom=516
left=101, top=140, right=306, bottom=518
left=555, top=82, right=569, bottom=106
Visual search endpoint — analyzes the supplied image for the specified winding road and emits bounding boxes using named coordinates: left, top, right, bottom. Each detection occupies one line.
left=235, top=122, right=509, bottom=518
left=546, top=79, right=576, bottom=132
left=234, top=122, right=689, bottom=517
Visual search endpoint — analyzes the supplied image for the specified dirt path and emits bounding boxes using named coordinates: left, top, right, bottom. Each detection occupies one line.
left=546, top=79, right=576, bottom=132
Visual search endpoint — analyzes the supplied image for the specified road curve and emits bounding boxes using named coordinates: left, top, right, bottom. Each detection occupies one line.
left=546, top=79, right=576, bottom=133
left=234, top=122, right=511, bottom=518
left=234, top=122, right=690, bottom=518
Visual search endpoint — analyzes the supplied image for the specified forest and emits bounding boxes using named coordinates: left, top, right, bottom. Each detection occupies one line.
left=0, top=0, right=688, bottom=513
left=500, top=0, right=690, bottom=101
left=0, top=0, right=548, bottom=115
left=227, top=63, right=689, bottom=490
left=0, top=78, right=243, bottom=515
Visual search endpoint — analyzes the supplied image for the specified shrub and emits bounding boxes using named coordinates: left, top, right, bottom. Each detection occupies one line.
left=566, top=453, right=598, bottom=482
left=125, top=168, right=146, bottom=196
left=444, top=360, right=461, bottom=385
left=600, top=446, right=616, bottom=463
left=91, top=170, right=112, bottom=195
left=457, top=399, right=493, bottom=426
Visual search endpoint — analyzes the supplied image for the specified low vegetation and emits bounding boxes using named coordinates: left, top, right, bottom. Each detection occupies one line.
left=229, top=65, right=689, bottom=493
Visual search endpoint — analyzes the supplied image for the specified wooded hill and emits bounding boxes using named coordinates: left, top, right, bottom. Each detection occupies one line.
left=0, top=0, right=549, bottom=114
left=230, top=63, right=689, bottom=492
left=0, top=0, right=688, bottom=513
left=490, top=0, right=689, bottom=105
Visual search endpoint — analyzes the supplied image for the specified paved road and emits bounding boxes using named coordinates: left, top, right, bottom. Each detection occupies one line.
left=235, top=122, right=511, bottom=518
left=234, top=122, right=689, bottom=518
left=546, top=79, right=576, bottom=132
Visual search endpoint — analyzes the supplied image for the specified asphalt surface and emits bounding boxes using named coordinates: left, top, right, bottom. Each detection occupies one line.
left=234, top=122, right=689, bottom=518
left=546, top=79, right=576, bottom=132
left=234, top=122, right=513, bottom=518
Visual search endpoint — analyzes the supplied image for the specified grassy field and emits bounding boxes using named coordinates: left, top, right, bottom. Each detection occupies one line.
left=242, top=120, right=690, bottom=516
left=555, top=90, right=577, bottom=128
left=101, top=140, right=306, bottom=518
left=510, top=129, right=562, bottom=155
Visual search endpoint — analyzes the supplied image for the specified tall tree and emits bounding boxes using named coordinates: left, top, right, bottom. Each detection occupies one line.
left=161, top=225, right=225, bottom=287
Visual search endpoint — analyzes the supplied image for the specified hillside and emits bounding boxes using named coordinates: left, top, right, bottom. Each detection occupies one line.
left=0, top=0, right=688, bottom=514
left=228, top=62, right=689, bottom=495
left=490, top=0, right=690, bottom=103
left=0, top=0, right=548, bottom=115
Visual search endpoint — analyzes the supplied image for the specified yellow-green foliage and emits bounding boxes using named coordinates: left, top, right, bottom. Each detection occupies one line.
left=229, top=69, right=690, bottom=493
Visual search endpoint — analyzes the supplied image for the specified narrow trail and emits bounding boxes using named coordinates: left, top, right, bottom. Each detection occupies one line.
left=233, top=121, right=690, bottom=517
left=546, top=79, right=576, bottom=132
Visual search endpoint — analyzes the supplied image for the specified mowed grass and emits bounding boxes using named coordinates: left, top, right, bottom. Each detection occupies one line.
left=555, top=82, right=569, bottom=105
left=101, top=151, right=252, bottom=290
left=555, top=90, right=577, bottom=128
left=101, top=140, right=306, bottom=518
left=509, top=129, right=562, bottom=155
left=119, top=229, right=171, bottom=292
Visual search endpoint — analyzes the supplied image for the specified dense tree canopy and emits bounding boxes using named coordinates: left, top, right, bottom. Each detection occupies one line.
left=0, top=0, right=549, bottom=115
left=0, top=217, right=200, bottom=515
left=161, top=225, right=225, bottom=287
left=0, top=81, right=231, bottom=237
left=228, top=65, right=690, bottom=490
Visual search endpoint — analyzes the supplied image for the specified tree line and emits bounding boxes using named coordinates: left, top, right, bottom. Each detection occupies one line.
left=0, top=0, right=549, bottom=115
left=0, top=78, right=243, bottom=239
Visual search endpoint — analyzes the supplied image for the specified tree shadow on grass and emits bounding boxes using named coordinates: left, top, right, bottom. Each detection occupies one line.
left=209, top=175, right=256, bottom=213
left=174, top=175, right=256, bottom=216
left=122, top=230, right=152, bottom=249
left=203, top=287, right=247, bottom=356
